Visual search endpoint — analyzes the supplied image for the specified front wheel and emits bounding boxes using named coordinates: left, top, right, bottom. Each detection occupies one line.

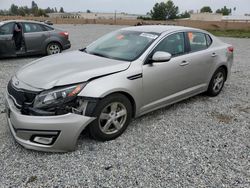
left=206, top=68, right=226, bottom=97
left=46, top=42, right=62, bottom=55
left=89, top=94, right=132, bottom=141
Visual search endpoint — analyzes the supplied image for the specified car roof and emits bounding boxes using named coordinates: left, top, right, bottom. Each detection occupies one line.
left=0, top=19, right=48, bottom=25
left=122, top=25, right=204, bottom=34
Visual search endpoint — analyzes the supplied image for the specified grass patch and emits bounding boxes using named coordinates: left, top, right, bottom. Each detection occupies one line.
left=208, top=30, right=250, bottom=38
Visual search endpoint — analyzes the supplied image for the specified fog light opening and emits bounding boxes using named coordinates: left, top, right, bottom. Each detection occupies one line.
left=33, top=136, right=55, bottom=145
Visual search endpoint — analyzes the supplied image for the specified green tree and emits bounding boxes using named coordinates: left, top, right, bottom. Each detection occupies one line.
left=178, top=11, right=190, bottom=19
left=35, top=8, right=46, bottom=16
left=216, top=6, right=232, bottom=15
left=150, top=0, right=179, bottom=20
left=31, top=1, right=38, bottom=15
left=18, top=7, right=26, bottom=16
left=200, top=6, right=213, bottom=13
left=0, top=9, right=9, bottom=15
left=86, top=9, right=91, bottom=13
left=1, top=2, right=54, bottom=16
left=9, top=4, right=19, bottom=15
left=45, top=7, right=52, bottom=13
left=31, top=1, right=38, bottom=9
left=59, top=7, right=64, bottom=13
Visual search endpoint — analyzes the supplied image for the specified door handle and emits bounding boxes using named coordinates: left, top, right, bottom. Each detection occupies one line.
left=211, top=53, right=217, bottom=57
left=180, top=60, right=189, bottom=66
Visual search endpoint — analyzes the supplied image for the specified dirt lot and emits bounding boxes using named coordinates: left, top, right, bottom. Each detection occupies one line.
left=0, top=24, right=249, bottom=187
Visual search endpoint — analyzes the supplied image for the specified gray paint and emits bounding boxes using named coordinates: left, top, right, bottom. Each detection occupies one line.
left=0, top=20, right=71, bottom=57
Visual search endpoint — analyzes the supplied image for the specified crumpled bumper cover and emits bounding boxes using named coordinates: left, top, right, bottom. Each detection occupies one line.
left=5, top=93, right=95, bottom=152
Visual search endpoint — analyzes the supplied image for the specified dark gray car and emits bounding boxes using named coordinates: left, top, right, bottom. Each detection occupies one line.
left=0, top=20, right=71, bottom=58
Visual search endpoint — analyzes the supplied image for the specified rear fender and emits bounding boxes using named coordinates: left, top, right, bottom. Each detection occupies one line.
left=42, top=37, right=63, bottom=54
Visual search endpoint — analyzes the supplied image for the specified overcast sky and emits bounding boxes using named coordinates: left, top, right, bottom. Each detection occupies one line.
left=0, top=0, right=249, bottom=15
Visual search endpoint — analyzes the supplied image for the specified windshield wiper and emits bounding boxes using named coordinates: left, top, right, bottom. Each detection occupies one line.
left=80, top=48, right=110, bottom=59
left=79, top=48, right=87, bottom=52
left=89, top=52, right=109, bottom=58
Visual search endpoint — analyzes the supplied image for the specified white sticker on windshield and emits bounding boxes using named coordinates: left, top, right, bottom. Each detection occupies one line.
left=140, top=33, right=158, bottom=39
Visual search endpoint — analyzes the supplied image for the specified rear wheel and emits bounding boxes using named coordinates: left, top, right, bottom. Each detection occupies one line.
left=207, top=67, right=226, bottom=97
left=46, top=42, right=62, bottom=55
left=89, top=94, right=132, bottom=141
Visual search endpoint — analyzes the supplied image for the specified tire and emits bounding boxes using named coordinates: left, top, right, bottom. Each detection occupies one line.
left=46, top=42, right=62, bottom=55
left=89, top=94, right=132, bottom=141
left=206, top=67, right=226, bottom=97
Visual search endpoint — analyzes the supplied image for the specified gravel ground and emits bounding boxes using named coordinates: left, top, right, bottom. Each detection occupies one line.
left=0, top=24, right=249, bottom=187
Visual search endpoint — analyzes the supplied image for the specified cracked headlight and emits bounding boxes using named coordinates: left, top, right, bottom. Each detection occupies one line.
left=33, top=83, right=87, bottom=109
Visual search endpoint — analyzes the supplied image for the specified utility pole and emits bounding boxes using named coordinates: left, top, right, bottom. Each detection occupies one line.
left=114, top=10, right=117, bottom=25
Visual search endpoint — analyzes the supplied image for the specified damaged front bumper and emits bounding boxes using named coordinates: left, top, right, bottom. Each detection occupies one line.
left=5, top=93, right=95, bottom=152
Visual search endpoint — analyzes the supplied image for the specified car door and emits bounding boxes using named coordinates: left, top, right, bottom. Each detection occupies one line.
left=142, top=32, right=192, bottom=112
left=0, top=22, right=16, bottom=57
left=22, top=22, right=48, bottom=53
left=183, top=31, right=214, bottom=87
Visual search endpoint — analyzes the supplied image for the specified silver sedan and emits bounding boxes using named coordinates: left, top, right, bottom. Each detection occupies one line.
left=5, top=25, right=234, bottom=152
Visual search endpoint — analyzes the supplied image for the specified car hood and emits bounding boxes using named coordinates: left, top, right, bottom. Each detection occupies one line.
left=16, top=51, right=130, bottom=90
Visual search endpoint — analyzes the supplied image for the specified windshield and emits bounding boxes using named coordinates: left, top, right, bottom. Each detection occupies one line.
left=85, top=30, right=159, bottom=61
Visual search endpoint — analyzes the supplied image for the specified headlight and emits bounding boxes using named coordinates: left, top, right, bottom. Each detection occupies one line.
left=33, top=83, right=87, bottom=109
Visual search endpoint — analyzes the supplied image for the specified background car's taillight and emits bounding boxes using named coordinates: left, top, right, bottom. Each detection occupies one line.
left=59, top=32, right=69, bottom=40
left=227, top=46, right=234, bottom=53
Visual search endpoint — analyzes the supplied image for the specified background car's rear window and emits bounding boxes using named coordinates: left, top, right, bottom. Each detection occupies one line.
left=41, top=25, right=54, bottom=31
left=23, top=23, right=44, bottom=33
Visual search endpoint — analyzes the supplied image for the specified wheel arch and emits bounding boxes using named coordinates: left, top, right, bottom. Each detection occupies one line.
left=101, top=91, right=137, bottom=118
left=219, top=65, right=228, bottom=81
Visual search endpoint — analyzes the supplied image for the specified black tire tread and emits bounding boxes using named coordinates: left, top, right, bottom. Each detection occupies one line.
left=89, top=93, right=132, bottom=141
left=206, top=67, right=226, bottom=97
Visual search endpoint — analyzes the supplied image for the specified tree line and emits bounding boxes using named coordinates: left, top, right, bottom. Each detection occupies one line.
left=140, top=0, right=234, bottom=20
left=0, top=1, right=65, bottom=17
left=200, top=6, right=234, bottom=15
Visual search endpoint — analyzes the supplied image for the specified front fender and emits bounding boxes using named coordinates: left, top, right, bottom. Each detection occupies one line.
left=78, top=65, right=143, bottom=116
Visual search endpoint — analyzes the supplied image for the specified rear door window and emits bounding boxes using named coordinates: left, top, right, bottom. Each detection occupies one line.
left=206, top=34, right=213, bottom=47
left=0, top=22, right=14, bottom=35
left=187, top=32, right=208, bottom=52
left=23, top=23, right=44, bottom=33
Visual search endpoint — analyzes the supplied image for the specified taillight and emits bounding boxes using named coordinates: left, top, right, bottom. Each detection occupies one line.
left=59, top=32, right=69, bottom=39
left=227, top=46, right=234, bottom=53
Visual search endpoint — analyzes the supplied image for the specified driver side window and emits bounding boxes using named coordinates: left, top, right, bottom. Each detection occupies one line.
left=0, top=23, right=14, bottom=35
left=154, top=32, right=185, bottom=57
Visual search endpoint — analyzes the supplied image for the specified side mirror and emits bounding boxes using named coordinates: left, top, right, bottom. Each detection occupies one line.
left=151, top=51, right=172, bottom=63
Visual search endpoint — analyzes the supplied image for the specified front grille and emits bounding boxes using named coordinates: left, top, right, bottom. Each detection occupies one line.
left=7, top=81, right=37, bottom=108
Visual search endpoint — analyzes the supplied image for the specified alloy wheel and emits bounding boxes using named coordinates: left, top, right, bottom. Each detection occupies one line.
left=48, top=44, right=61, bottom=54
left=213, top=72, right=224, bottom=93
left=99, top=102, right=127, bottom=135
